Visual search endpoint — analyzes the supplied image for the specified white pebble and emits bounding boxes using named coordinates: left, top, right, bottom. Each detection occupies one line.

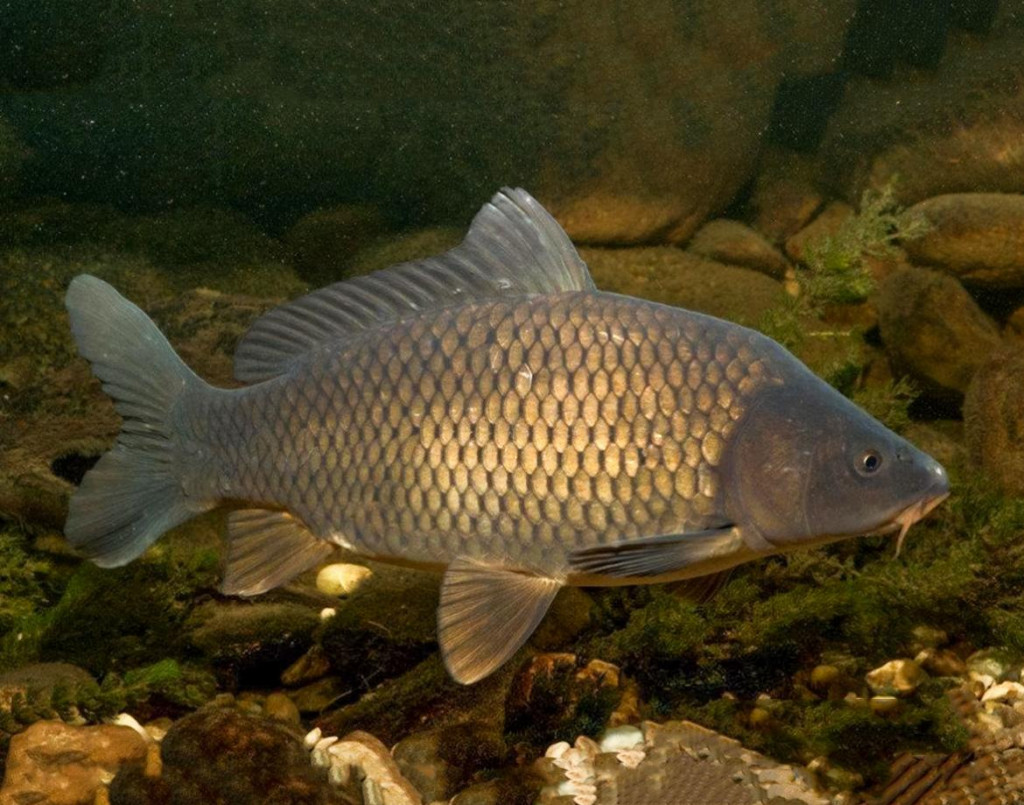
left=320, top=607, right=337, bottom=621
left=615, top=748, right=646, bottom=769
left=315, top=735, right=340, bottom=753
left=109, top=713, right=148, bottom=741
left=598, top=725, right=644, bottom=754
left=982, top=681, right=1024, bottom=703
left=316, top=563, right=373, bottom=596
left=545, top=741, right=571, bottom=760
left=303, top=727, right=322, bottom=749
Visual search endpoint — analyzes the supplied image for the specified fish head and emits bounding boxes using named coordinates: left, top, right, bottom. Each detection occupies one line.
left=722, top=374, right=949, bottom=553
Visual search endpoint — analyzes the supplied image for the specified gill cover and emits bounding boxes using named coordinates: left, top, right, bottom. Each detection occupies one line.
left=721, top=372, right=945, bottom=549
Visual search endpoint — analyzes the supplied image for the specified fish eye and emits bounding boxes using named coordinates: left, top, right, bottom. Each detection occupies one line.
left=857, top=449, right=883, bottom=475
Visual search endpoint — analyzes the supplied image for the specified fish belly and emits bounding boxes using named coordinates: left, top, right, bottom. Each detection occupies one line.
left=203, top=292, right=770, bottom=576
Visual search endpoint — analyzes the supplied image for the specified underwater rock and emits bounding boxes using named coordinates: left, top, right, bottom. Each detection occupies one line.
left=876, top=267, right=1002, bottom=399
left=820, top=20, right=1024, bottom=205
left=965, top=649, right=1020, bottom=684
left=290, top=677, right=351, bottom=715
left=264, top=691, right=302, bottom=725
left=186, top=601, right=321, bottom=688
left=109, top=706, right=342, bottom=805
left=0, top=662, right=95, bottom=712
left=964, top=347, right=1024, bottom=496
left=783, top=201, right=854, bottom=264
left=902, top=193, right=1024, bottom=288
left=1, top=720, right=147, bottom=805
left=878, top=679, right=1024, bottom=804
left=580, top=247, right=784, bottom=325
left=281, top=645, right=333, bottom=688
left=686, top=219, right=790, bottom=280
left=448, top=776, right=542, bottom=805
left=504, top=654, right=625, bottom=746
left=392, top=723, right=507, bottom=803
left=980, top=682, right=1024, bottom=705
left=866, top=659, right=928, bottom=697
left=347, top=227, right=463, bottom=277
left=284, top=203, right=388, bottom=285
left=749, top=147, right=825, bottom=244
left=915, top=648, right=968, bottom=679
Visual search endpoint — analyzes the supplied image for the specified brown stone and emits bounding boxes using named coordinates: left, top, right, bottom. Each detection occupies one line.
left=0, top=721, right=146, bottom=805
left=903, top=193, right=1024, bottom=288
left=687, top=219, right=789, bottom=280
left=876, top=267, right=1002, bottom=398
left=284, top=204, right=388, bottom=285
left=750, top=148, right=825, bottom=243
left=581, top=247, right=785, bottom=325
left=964, top=347, right=1024, bottom=496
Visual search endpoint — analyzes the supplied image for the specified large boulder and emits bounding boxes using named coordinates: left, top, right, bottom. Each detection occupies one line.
left=1, top=1, right=854, bottom=234
left=820, top=20, right=1024, bottom=206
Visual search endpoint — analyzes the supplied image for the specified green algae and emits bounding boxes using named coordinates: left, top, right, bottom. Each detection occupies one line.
left=0, top=526, right=69, bottom=638
left=1, top=532, right=218, bottom=675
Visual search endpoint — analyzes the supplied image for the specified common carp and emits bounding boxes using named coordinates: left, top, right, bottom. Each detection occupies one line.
left=64, top=189, right=949, bottom=684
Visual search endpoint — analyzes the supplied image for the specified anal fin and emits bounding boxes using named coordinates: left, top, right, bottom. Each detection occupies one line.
left=222, top=509, right=335, bottom=597
left=438, top=559, right=562, bottom=685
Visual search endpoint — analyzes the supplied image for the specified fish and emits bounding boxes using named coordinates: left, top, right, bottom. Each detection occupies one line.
left=63, top=188, right=950, bottom=685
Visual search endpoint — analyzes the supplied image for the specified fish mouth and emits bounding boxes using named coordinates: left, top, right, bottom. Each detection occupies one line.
left=876, top=487, right=950, bottom=557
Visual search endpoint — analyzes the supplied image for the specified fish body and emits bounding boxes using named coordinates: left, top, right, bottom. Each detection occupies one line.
left=65, top=189, right=949, bottom=684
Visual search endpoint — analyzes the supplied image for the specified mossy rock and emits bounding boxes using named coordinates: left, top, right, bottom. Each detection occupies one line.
left=187, top=600, right=321, bottom=688
left=319, top=563, right=438, bottom=689
left=34, top=561, right=203, bottom=677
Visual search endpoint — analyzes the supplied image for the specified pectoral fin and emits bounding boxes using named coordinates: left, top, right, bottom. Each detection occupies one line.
left=222, top=509, right=335, bottom=597
left=568, top=527, right=743, bottom=578
left=438, top=559, right=562, bottom=685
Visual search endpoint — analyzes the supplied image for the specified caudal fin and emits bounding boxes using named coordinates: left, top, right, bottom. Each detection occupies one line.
left=64, top=275, right=210, bottom=567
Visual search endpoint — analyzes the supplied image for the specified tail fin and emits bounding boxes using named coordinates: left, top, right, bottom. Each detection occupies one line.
left=64, top=275, right=211, bottom=567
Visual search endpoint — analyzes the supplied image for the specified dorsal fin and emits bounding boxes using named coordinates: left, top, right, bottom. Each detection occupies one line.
left=234, top=187, right=595, bottom=383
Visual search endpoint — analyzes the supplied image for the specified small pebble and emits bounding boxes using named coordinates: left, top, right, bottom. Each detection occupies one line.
left=915, top=648, right=967, bottom=677
left=866, top=659, right=926, bottom=696
left=870, top=695, right=900, bottom=716
left=264, top=692, right=301, bottom=724
left=748, top=707, right=772, bottom=729
left=598, top=726, right=643, bottom=754
left=316, top=563, right=373, bottom=596
left=320, top=607, right=337, bottom=621
left=304, top=727, right=323, bottom=749
left=981, top=681, right=1024, bottom=704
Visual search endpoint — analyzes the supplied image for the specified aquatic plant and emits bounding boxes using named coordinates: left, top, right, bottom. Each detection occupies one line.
left=802, top=182, right=930, bottom=307
left=758, top=180, right=931, bottom=352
